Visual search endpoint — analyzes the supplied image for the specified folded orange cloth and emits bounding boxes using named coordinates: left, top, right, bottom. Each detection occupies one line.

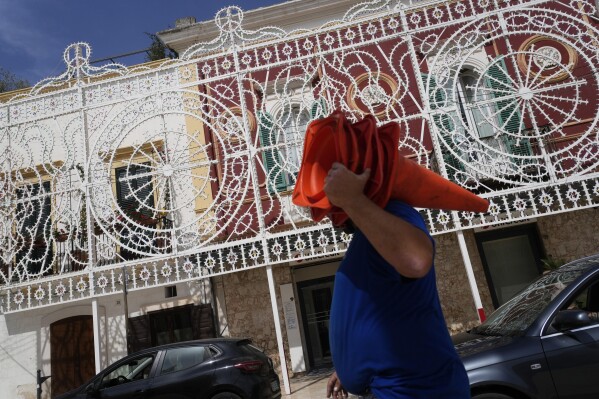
left=292, top=110, right=489, bottom=226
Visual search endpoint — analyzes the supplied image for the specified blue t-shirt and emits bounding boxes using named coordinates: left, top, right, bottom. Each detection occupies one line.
left=329, top=201, right=469, bottom=398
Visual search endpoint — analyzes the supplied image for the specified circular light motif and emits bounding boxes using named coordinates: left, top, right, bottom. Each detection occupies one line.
left=97, top=275, right=109, bottom=289
left=55, top=284, right=66, bottom=297
left=139, top=267, right=151, bottom=281
left=226, top=251, right=238, bottom=265
left=248, top=246, right=260, bottom=260
left=34, top=287, right=45, bottom=301
left=533, top=46, right=562, bottom=70
left=182, top=259, right=194, bottom=274
left=76, top=279, right=87, bottom=293
left=205, top=256, right=216, bottom=269
left=271, top=242, right=283, bottom=256
left=161, top=264, right=172, bottom=278
left=13, top=291, right=24, bottom=305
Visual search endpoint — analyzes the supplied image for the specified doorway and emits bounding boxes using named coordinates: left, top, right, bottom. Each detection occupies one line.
left=297, top=276, right=334, bottom=369
left=50, top=315, right=95, bottom=397
left=475, top=223, right=545, bottom=308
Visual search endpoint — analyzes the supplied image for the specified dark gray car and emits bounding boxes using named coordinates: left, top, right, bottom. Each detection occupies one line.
left=453, top=253, right=599, bottom=399
left=54, top=338, right=281, bottom=399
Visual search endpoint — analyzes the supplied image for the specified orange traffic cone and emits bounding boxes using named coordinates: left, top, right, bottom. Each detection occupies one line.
left=389, top=156, right=489, bottom=213
left=291, top=111, right=489, bottom=226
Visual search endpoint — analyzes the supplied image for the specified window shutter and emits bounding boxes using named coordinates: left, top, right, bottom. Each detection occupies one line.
left=17, top=181, right=51, bottom=238
left=503, top=134, right=534, bottom=159
left=192, top=304, right=216, bottom=339
left=128, top=315, right=151, bottom=354
left=16, top=181, right=52, bottom=275
left=310, top=97, right=327, bottom=119
left=116, top=164, right=155, bottom=216
left=424, top=73, right=464, bottom=179
left=116, top=167, right=136, bottom=215
left=486, top=60, right=521, bottom=134
left=116, top=164, right=155, bottom=259
left=258, top=111, right=287, bottom=192
left=39, top=181, right=52, bottom=237
left=486, top=60, right=533, bottom=159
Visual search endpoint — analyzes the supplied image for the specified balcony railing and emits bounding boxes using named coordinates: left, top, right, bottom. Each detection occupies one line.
left=0, top=218, right=174, bottom=285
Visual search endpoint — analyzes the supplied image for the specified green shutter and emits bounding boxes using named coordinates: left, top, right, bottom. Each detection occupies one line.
left=486, top=59, right=533, bottom=162
left=424, top=73, right=464, bottom=179
left=310, top=97, right=327, bottom=119
left=258, top=112, right=287, bottom=192
left=486, top=59, right=521, bottom=134
left=503, top=134, right=534, bottom=157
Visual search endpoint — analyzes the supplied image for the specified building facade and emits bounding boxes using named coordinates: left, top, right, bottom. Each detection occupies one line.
left=1, top=0, right=598, bottom=397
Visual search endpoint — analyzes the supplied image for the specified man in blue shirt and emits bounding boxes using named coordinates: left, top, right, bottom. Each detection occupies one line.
left=324, top=162, right=470, bottom=399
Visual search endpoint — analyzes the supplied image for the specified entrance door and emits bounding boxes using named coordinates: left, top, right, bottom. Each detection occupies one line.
left=51, top=315, right=95, bottom=397
left=475, top=224, right=544, bottom=307
left=297, top=277, right=334, bottom=369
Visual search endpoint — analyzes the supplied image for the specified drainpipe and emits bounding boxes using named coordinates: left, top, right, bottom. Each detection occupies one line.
left=91, top=298, right=102, bottom=373
left=455, top=229, right=486, bottom=322
left=122, top=266, right=131, bottom=353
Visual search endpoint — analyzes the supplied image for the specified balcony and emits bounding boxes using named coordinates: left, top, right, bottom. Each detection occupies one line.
left=0, top=217, right=174, bottom=286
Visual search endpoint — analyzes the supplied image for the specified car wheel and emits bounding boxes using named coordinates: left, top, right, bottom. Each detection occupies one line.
left=211, top=393, right=242, bottom=399
left=472, top=393, right=516, bottom=399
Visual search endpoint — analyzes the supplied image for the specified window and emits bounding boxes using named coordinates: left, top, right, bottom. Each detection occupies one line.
left=160, top=346, right=209, bottom=374
left=425, top=73, right=465, bottom=179
left=100, top=354, right=155, bottom=389
left=150, top=306, right=194, bottom=346
left=280, top=104, right=311, bottom=180
left=475, top=223, right=544, bottom=307
left=259, top=98, right=327, bottom=193
left=560, top=282, right=599, bottom=324
left=115, top=163, right=155, bottom=260
left=456, top=69, right=495, bottom=139
left=483, top=61, right=533, bottom=164
left=426, top=60, right=534, bottom=180
left=15, top=181, right=53, bottom=276
left=115, top=163, right=155, bottom=222
left=165, top=285, right=177, bottom=298
left=127, top=304, right=215, bottom=354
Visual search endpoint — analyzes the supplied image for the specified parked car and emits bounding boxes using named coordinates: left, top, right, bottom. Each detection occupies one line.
left=54, top=338, right=281, bottom=399
left=453, top=253, right=599, bottom=399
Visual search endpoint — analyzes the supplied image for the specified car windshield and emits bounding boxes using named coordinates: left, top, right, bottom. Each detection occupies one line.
left=470, top=263, right=589, bottom=337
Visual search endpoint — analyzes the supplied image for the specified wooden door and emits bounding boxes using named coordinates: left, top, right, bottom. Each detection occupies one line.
left=50, top=315, right=95, bottom=397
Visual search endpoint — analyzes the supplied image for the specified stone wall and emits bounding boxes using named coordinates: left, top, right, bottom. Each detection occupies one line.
left=537, top=208, right=599, bottom=266
left=433, top=231, right=493, bottom=333
left=219, top=265, right=294, bottom=376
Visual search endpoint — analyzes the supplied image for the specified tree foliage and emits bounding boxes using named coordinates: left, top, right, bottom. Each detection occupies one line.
left=0, top=67, right=29, bottom=93
left=144, top=33, right=177, bottom=62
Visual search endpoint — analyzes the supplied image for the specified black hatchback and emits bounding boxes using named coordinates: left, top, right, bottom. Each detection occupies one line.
left=453, top=253, right=599, bottom=399
left=54, top=338, right=281, bottom=399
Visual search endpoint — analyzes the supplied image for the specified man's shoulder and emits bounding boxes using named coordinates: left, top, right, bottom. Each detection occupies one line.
left=384, top=200, right=422, bottom=222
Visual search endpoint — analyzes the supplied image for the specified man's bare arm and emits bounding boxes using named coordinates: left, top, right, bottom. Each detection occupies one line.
left=324, top=163, right=433, bottom=278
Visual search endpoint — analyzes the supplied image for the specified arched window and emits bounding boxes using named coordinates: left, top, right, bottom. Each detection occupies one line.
left=279, top=103, right=311, bottom=179
left=259, top=98, right=326, bottom=193
left=456, top=68, right=496, bottom=139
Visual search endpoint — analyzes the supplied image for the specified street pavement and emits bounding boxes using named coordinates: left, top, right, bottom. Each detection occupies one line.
left=285, top=367, right=365, bottom=399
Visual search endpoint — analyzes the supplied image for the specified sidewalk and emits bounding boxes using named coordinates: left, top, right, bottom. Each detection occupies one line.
left=285, top=368, right=363, bottom=399
left=285, top=367, right=331, bottom=399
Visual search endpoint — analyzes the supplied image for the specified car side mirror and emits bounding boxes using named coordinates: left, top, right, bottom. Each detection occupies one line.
left=552, top=309, right=591, bottom=331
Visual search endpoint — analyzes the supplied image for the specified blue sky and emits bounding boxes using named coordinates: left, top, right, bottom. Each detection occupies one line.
left=0, top=0, right=283, bottom=86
